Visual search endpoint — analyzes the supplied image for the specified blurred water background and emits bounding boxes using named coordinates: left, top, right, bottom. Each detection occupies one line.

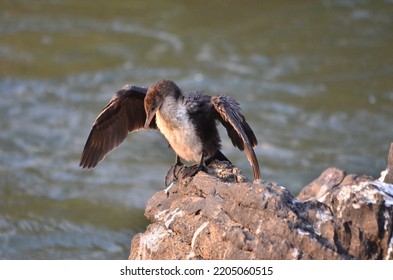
left=0, top=0, right=392, bottom=259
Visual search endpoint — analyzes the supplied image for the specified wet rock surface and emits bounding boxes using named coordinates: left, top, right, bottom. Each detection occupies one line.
left=129, top=145, right=393, bottom=260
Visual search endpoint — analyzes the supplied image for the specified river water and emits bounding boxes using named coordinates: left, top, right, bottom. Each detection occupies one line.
left=1, top=0, right=392, bottom=259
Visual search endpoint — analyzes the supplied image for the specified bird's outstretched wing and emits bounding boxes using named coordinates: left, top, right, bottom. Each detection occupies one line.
left=79, top=85, right=156, bottom=169
left=211, top=95, right=261, bottom=180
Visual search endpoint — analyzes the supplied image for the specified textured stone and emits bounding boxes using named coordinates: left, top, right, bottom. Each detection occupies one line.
left=384, top=143, right=393, bottom=184
left=129, top=160, right=393, bottom=260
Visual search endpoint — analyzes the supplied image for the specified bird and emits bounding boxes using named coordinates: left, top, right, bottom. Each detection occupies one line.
left=79, top=79, right=261, bottom=184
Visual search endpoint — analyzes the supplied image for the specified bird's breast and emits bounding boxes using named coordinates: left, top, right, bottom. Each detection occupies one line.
left=156, top=108, right=202, bottom=163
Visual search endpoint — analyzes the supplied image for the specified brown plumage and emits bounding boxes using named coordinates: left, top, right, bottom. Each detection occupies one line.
left=80, top=80, right=261, bottom=181
left=79, top=85, right=157, bottom=169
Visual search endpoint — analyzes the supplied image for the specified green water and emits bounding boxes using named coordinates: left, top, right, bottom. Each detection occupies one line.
left=1, top=0, right=392, bottom=259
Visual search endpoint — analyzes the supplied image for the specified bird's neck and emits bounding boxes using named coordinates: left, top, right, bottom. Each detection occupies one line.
left=158, top=94, right=185, bottom=123
left=155, top=93, right=204, bottom=163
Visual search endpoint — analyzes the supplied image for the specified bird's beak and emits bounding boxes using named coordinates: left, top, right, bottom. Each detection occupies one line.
left=144, top=86, right=164, bottom=129
left=144, top=106, right=160, bottom=129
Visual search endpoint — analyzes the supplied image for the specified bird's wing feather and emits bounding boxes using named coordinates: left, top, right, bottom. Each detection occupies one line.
left=79, top=86, right=155, bottom=169
left=211, top=95, right=261, bottom=180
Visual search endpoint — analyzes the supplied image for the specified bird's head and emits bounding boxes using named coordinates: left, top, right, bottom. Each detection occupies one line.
left=144, top=80, right=181, bottom=128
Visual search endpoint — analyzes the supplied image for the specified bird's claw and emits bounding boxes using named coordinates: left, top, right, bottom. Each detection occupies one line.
left=181, top=164, right=207, bottom=178
left=164, top=164, right=208, bottom=186
left=165, top=163, right=185, bottom=186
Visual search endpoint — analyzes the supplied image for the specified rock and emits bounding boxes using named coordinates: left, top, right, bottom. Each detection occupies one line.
left=384, top=143, right=393, bottom=184
left=296, top=167, right=346, bottom=201
left=129, top=161, right=393, bottom=260
left=298, top=170, right=393, bottom=259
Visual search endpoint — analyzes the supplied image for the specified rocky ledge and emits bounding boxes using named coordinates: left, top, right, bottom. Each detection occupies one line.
left=129, top=144, right=393, bottom=260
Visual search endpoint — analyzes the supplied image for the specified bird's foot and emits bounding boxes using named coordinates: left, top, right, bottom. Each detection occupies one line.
left=165, top=162, right=186, bottom=186
left=165, top=163, right=208, bottom=186
left=179, top=164, right=208, bottom=179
